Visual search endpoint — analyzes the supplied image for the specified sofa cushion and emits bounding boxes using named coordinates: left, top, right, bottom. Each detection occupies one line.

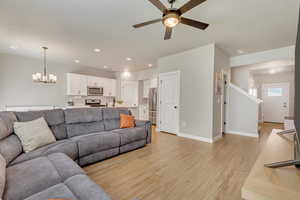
left=71, top=132, right=120, bottom=158
left=103, top=108, right=130, bottom=131
left=0, top=112, right=17, bottom=140
left=14, top=117, right=57, bottom=153
left=10, top=139, right=78, bottom=166
left=4, top=157, right=61, bottom=200
left=15, top=109, right=67, bottom=140
left=78, top=148, right=119, bottom=166
left=66, top=121, right=105, bottom=138
left=64, top=108, right=105, bottom=138
left=120, top=140, right=146, bottom=153
left=64, top=108, right=103, bottom=124
left=64, top=174, right=112, bottom=200
left=0, top=134, right=22, bottom=164
left=24, top=183, right=78, bottom=200
left=113, top=127, right=147, bottom=145
left=0, top=153, right=6, bottom=198
left=4, top=153, right=84, bottom=200
left=46, top=153, right=85, bottom=180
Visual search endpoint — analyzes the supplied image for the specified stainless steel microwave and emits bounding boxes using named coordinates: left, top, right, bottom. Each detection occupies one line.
left=87, top=87, right=104, bottom=96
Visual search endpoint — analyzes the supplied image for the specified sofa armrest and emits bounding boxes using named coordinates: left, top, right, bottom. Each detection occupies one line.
left=135, top=120, right=152, bottom=144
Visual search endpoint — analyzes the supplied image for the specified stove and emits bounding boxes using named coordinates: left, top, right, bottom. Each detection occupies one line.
left=85, top=99, right=103, bottom=107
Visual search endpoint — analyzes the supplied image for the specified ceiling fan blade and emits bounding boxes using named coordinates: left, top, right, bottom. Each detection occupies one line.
left=164, top=27, right=172, bottom=40
left=148, top=0, right=167, bottom=13
left=179, top=0, right=206, bottom=15
left=181, top=17, right=209, bottom=30
left=133, top=19, right=162, bottom=28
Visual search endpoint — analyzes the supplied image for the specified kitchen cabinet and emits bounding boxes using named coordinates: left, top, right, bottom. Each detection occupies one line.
left=67, top=73, right=87, bottom=96
left=143, top=80, right=151, bottom=98
left=67, top=73, right=116, bottom=97
left=88, top=76, right=116, bottom=96
left=104, top=79, right=116, bottom=97
left=150, top=78, right=158, bottom=88
left=121, top=80, right=138, bottom=107
left=87, top=76, right=106, bottom=87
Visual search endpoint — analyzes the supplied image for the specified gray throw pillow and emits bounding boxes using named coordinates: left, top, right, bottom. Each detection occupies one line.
left=0, top=153, right=6, bottom=198
left=0, top=112, right=17, bottom=140
left=14, top=117, right=56, bottom=153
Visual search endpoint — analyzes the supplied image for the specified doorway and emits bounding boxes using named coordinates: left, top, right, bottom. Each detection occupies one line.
left=221, top=73, right=228, bottom=134
left=262, top=82, right=290, bottom=123
left=158, top=71, right=180, bottom=134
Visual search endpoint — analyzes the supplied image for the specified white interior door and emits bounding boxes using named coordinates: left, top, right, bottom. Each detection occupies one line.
left=262, top=83, right=289, bottom=123
left=159, top=71, right=180, bottom=134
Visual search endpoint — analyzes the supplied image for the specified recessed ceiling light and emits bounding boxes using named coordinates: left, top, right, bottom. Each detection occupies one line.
left=270, top=69, right=276, bottom=74
left=75, top=60, right=80, bottom=63
left=126, top=57, right=132, bottom=61
left=148, top=64, right=153, bottom=67
left=237, top=50, right=244, bottom=54
left=10, top=45, right=18, bottom=50
left=94, top=48, right=101, bottom=52
left=103, top=65, right=108, bottom=69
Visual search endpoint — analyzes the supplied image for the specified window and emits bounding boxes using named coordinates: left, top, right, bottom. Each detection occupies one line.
left=268, top=88, right=282, bottom=96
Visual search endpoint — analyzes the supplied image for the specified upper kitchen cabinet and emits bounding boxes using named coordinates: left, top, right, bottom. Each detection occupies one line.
left=87, top=76, right=106, bottom=87
left=104, top=79, right=116, bottom=97
left=88, top=76, right=116, bottom=96
left=67, top=73, right=87, bottom=96
left=121, top=80, right=138, bottom=107
left=67, top=73, right=116, bottom=97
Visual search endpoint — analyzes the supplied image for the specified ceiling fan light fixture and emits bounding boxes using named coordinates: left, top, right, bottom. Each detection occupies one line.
left=163, top=13, right=180, bottom=28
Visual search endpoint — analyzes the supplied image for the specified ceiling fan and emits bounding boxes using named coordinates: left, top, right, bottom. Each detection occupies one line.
left=133, top=0, right=209, bottom=40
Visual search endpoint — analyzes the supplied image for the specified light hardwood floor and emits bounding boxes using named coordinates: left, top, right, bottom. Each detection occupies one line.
left=84, top=123, right=283, bottom=200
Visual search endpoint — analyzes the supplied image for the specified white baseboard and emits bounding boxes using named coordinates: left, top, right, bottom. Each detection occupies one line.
left=178, top=133, right=213, bottom=143
left=226, top=130, right=259, bottom=138
left=213, top=133, right=223, bottom=142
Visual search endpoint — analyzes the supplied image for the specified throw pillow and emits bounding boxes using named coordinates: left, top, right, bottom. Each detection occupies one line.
left=14, top=117, right=56, bottom=153
left=0, top=153, right=6, bottom=198
left=120, top=113, right=135, bottom=128
left=0, top=112, right=17, bottom=140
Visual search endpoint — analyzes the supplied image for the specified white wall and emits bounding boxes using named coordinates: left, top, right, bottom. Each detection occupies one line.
left=230, top=46, right=295, bottom=67
left=226, top=84, right=260, bottom=137
left=213, top=47, right=230, bottom=138
left=158, top=44, right=229, bottom=141
left=231, top=67, right=252, bottom=92
left=0, top=53, right=115, bottom=110
left=253, top=71, right=295, bottom=117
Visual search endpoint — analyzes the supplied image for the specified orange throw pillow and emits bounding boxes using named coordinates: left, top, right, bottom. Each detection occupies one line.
left=120, top=113, right=135, bottom=128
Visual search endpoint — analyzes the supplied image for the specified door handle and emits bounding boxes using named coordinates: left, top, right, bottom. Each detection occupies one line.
left=174, top=106, right=178, bottom=109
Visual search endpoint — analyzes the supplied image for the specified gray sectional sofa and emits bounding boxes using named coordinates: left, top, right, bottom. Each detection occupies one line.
left=0, top=108, right=152, bottom=200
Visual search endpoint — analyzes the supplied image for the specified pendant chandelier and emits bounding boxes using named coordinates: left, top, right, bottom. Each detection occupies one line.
left=32, top=47, right=57, bottom=84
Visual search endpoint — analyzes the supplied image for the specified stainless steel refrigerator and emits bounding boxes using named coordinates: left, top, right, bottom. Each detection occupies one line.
left=149, top=88, right=157, bottom=125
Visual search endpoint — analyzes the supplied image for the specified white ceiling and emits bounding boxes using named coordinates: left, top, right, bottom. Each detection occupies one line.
left=0, top=0, right=299, bottom=71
